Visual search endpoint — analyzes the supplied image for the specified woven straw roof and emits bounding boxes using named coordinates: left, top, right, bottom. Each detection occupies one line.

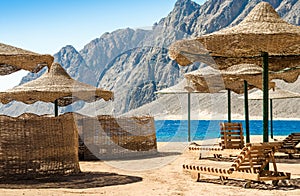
left=184, top=64, right=288, bottom=94
left=184, top=66, right=260, bottom=94
left=168, top=2, right=300, bottom=71
left=0, top=63, right=113, bottom=106
left=223, top=64, right=300, bottom=86
left=156, top=79, right=204, bottom=94
left=240, top=87, right=300, bottom=100
left=0, top=43, right=54, bottom=75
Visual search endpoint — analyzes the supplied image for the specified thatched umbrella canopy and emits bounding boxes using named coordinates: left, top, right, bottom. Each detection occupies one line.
left=185, top=64, right=281, bottom=142
left=156, top=79, right=199, bottom=94
left=0, top=43, right=54, bottom=75
left=168, top=2, right=300, bottom=71
left=184, top=65, right=280, bottom=94
left=173, top=64, right=299, bottom=95
left=246, top=87, right=300, bottom=100
left=169, top=2, right=300, bottom=143
left=0, top=63, right=113, bottom=115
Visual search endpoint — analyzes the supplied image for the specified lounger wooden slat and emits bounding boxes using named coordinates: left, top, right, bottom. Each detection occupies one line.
left=277, top=133, right=300, bottom=156
left=183, top=143, right=291, bottom=187
left=220, top=122, right=244, bottom=150
left=221, top=136, right=243, bottom=140
left=220, top=131, right=243, bottom=135
left=188, top=122, right=244, bottom=158
left=220, top=127, right=242, bottom=130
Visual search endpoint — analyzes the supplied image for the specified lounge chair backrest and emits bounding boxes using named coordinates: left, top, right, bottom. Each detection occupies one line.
left=229, top=143, right=275, bottom=174
left=220, top=122, right=244, bottom=149
left=282, top=133, right=300, bottom=149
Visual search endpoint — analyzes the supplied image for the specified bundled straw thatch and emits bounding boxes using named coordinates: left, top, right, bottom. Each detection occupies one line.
left=0, top=63, right=113, bottom=106
left=0, top=43, right=53, bottom=75
left=0, top=113, right=80, bottom=179
left=242, top=87, right=300, bottom=100
left=184, top=65, right=278, bottom=94
left=156, top=79, right=202, bottom=94
left=169, top=2, right=300, bottom=71
left=75, top=114, right=157, bottom=160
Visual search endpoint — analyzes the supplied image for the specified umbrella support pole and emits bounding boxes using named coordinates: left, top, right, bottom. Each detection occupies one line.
left=262, top=52, right=269, bottom=170
left=270, top=99, right=273, bottom=139
left=54, top=100, right=58, bottom=117
left=244, top=80, right=250, bottom=143
left=262, top=52, right=269, bottom=143
left=188, top=93, right=191, bottom=142
left=227, top=89, right=231, bottom=123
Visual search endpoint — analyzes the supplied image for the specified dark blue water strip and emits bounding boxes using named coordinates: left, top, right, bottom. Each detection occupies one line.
left=155, top=120, right=300, bottom=142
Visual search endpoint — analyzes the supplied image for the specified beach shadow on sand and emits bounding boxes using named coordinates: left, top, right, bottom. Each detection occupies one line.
left=202, top=157, right=300, bottom=164
left=199, top=178, right=300, bottom=190
left=0, top=172, right=143, bottom=189
left=97, top=151, right=182, bottom=161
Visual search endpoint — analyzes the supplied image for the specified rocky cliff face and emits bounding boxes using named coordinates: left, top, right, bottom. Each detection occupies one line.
left=80, top=28, right=151, bottom=78
left=1, top=0, right=299, bottom=118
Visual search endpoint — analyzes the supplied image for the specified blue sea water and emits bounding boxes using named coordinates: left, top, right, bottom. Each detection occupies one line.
left=155, top=120, right=300, bottom=142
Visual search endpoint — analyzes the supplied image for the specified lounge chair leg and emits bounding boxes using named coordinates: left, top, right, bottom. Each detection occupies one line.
left=272, top=180, right=279, bottom=186
left=220, top=176, right=227, bottom=185
left=243, top=181, right=251, bottom=188
left=280, top=179, right=289, bottom=186
left=191, top=172, right=200, bottom=182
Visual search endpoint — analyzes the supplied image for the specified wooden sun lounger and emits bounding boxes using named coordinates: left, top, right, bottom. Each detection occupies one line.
left=183, top=143, right=291, bottom=188
left=189, top=122, right=244, bottom=158
left=220, top=122, right=244, bottom=149
left=277, top=133, right=300, bottom=157
left=189, top=146, right=241, bottom=158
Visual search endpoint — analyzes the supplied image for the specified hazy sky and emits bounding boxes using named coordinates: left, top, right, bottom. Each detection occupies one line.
left=0, top=0, right=206, bottom=91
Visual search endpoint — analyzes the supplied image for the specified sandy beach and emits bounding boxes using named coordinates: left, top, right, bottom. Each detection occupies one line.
left=0, top=136, right=299, bottom=196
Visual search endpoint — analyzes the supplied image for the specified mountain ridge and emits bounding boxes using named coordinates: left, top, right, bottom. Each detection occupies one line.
left=1, top=0, right=299, bottom=118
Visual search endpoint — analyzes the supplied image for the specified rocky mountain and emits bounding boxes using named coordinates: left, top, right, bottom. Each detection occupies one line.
left=1, top=0, right=299, bottom=118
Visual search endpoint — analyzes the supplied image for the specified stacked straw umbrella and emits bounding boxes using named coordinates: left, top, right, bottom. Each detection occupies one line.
left=156, top=63, right=288, bottom=143
left=169, top=2, right=300, bottom=143
left=0, top=42, right=53, bottom=75
left=182, top=64, right=290, bottom=143
left=240, top=87, right=300, bottom=139
left=0, top=63, right=114, bottom=116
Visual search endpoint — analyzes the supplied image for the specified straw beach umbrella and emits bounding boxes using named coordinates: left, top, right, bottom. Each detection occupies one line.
left=185, top=64, right=279, bottom=142
left=240, top=87, right=300, bottom=139
left=0, top=63, right=113, bottom=116
left=185, top=64, right=279, bottom=94
left=156, top=79, right=209, bottom=142
left=0, top=43, right=53, bottom=75
left=169, top=2, right=300, bottom=142
left=168, top=2, right=300, bottom=71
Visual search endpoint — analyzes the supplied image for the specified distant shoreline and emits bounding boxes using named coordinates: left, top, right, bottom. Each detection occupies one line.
left=153, top=114, right=300, bottom=121
left=156, top=135, right=290, bottom=145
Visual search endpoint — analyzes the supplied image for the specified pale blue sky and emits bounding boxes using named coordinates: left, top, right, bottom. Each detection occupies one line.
left=0, top=0, right=206, bottom=90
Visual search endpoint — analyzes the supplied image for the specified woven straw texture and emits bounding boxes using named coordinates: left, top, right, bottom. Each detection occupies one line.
left=156, top=79, right=203, bottom=94
left=0, top=63, right=113, bottom=106
left=0, top=43, right=53, bottom=75
left=169, top=2, right=300, bottom=71
left=184, top=65, right=279, bottom=94
left=75, top=114, right=157, bottom=160
left=244, top=87, right=300, bottom=100
left=0, top=113, right=80, bottom=179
